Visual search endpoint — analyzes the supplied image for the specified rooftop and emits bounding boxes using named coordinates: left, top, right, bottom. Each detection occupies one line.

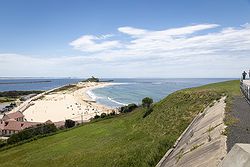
left=4, top=111, right=24, bottom=120
left=1, top=120, right=39, bottom=131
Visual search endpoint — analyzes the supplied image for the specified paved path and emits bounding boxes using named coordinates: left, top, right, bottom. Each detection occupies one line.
left=227, top=96, right=250, bottom=152
left=157, top=97, right=227, bottom=167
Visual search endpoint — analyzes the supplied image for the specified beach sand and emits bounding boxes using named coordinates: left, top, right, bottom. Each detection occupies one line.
left=21, top=82, right=115, bottom=123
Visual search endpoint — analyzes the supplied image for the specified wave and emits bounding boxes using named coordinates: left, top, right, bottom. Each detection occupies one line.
left=152, top=82, right=163, bottom=85
left=112, top=82, right=137, bottom=85
left=86, top=90, right=99, bottom=100
left=107, top=97, right=127, bottom=106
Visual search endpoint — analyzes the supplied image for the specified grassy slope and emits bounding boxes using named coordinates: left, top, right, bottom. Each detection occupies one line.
left=0, top=80, right=240, bottom=167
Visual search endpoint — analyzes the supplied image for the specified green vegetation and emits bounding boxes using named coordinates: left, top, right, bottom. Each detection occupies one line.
left=51, top=84, right=77, bottom=93
left=143, top=107, right=153, bottom=118
left=142, top=97, right=153, bottom=108
left=0, top=80, right=240, bottom=167
left=7, top=124, right=58, bottom=145
left=120, top=103, right=138, bottom=113
left=93, top=111, right=116, bottom=120
left=0, top=97, right=15, bottom=103
left=0, top=90, right=43, bottom=103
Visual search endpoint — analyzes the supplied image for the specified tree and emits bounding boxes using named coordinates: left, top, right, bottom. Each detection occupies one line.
left=119, top=103, right=138, bottom=113
left=65, top=119, right=75, bottom=128
left=142, top=97, right=153, bottom=108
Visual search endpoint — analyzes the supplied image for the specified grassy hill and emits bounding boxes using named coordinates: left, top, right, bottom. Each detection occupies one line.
left=0, top=80, right=240, bottom=167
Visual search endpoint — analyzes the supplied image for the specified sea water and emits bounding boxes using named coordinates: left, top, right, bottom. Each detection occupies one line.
left=0, top=78, right=235, bottom=108
left=91, top=78, right=235, bottom=108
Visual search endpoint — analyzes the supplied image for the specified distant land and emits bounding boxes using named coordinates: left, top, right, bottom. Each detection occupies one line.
left=0, top=80, right=52, bottom=85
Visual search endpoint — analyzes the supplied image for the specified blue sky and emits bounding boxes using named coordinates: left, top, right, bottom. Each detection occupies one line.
left=0, top=0, right=250, bottom=78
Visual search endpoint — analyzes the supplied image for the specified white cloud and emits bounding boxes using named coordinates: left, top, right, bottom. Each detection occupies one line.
left=1, top=23, right=250, bottom=78
left=118, top=24, right=219, bottom=37
left=69, top=35, right=121, bottom=52
left=118, top=27, right=148, bottom=36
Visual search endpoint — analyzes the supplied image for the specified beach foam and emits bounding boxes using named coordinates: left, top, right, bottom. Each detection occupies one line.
left=107, top=97, right=127, bottom=106
left=86, top=90, right=98, bottom=100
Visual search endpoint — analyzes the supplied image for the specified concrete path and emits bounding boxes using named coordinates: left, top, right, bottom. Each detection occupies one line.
left=157, top=97, right=227, bottom=167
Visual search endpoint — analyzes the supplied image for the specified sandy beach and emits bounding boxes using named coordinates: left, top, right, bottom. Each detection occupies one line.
left=19, top=82, right=115, bottom=123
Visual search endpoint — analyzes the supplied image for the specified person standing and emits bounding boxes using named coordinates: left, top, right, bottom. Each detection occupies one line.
left=243, top=71, right=247, bottom=80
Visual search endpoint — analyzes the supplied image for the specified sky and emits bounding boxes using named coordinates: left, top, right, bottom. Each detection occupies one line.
left=0, top=0, right=250, bottom=78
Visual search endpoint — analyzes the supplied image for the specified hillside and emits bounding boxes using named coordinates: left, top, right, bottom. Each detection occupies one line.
left=0, top=80, right=240, bottom=167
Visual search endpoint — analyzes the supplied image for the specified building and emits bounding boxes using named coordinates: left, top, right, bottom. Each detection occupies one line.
left=2, top=111, right=24, bottom=122
left=0, top=111, right=64, bottom=137
left=0, top=111, right=38, bottom=136
left=0, top=119, right=39, bottom=136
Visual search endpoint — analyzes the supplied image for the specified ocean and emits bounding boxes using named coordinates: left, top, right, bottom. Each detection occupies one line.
left=0, top=78, right=235, bottom=108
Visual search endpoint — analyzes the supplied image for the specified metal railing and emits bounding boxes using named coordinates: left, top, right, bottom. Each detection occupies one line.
left=240, top=79, right=250, bottom=103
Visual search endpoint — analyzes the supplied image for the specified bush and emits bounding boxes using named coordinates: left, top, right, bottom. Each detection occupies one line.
left=143, top=107, right=154, bottom=118
left=94, top=115, right=100, bottom=119
left=65, top=119, right=76, bottom=128
left=100, top=113, right=107, bottom=118
left=7, top=124, right=57, bottom=145
left=92, top=111, right=116, bottom=121
left=120, top=103, right=138, bottom=113
left=109, top=110, right=116, bottom=116
left=0, top=139, right=7, bottom=148
left=142, top=97, right=153, bottom=108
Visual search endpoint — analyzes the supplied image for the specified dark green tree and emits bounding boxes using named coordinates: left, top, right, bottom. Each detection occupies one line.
left=142, top=97, right=153, bottom=108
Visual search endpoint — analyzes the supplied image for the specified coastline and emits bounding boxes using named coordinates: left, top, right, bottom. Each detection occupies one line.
left=12, top=82, right=116, bottom=123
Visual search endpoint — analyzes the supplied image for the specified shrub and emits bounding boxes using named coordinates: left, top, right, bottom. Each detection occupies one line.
left=120, top=103, right=138, bottom=113
left=100, top=113, right=107, bottom=118
left=7, top=124, right=57, bottom=145
left=143, top=107, right=154, bottom=118
left=94, top=115, right=100, bottom=119
left=0, top=139, right=7, bottom=148
left=142, top=97, right=153, bottom=108
left=65, top=119, right=76, bottom=128
left=109, top=110, right=116, bottom=116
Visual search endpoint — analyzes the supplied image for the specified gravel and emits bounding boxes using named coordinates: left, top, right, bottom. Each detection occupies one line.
left=226, top=96, right=250, bottom=152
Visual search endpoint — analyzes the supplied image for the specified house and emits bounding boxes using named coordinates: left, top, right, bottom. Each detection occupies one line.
left=0, top=112, right=65, bottom=137
left=0, top=111, right=38, bottom=136
left=2, top=111, right=24, bottom=122
left=0, top=119, right=39, bottom=136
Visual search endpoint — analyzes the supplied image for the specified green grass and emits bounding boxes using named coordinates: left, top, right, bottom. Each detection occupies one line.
left=0, top=80, right=240, bottom=167
left=50, top=84, right=77, bottom=93
left=0, top=97, right=15, bottom=103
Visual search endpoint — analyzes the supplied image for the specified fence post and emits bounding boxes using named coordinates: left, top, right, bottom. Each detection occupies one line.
left=248, top=86, right=250, bottom=100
